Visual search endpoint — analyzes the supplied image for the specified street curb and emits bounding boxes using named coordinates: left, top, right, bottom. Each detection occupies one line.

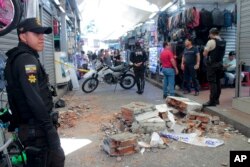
left=146, top=77, right=250, bottom=137
left=204, top=107, right=250, bottom=137
left=145, top=77, right=163, bottom=89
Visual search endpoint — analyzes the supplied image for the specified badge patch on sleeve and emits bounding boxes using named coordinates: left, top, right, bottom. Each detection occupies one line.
left=25, top=65, right=37, bottom=74
left=28, top=74, right=37, bottom=83
left=25, top=65, right=37, bottom=84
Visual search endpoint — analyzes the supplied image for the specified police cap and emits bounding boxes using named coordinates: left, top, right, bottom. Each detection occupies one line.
left=17, top=17, right=52, bottom=35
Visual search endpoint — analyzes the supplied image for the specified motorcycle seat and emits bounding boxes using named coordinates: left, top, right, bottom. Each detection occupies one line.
left=108, top=64, right=125, bottom=72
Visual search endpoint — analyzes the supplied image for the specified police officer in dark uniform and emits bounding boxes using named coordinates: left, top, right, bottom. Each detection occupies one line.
left=130, top=42, right=147, bottom=94
left=203, top=28, right=226, bottom=107
left=4, top=18, right=65, bottom=167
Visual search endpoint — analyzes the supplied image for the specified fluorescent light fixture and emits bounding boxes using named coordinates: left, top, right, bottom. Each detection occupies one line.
left=54, top=0, right=60, bottom=5
left=59, top=6, right=65, bottom=13
left=121, top=0, right=159, bottom=12
left=169, top=5, right=178, bottom=12
left=149, top=12, right=157, bottom=19
left=146, top=20, right=155, bottom=24
left=160, top=2, right=173, bottom=12
left=66, top=16, right=70, bottom=21
left=181, top=0, right=186, bottom=5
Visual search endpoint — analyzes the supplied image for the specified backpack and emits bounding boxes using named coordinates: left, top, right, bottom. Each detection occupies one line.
left=224, top=9, right=232, bottom=27
left=212, top=8, right=224, bottom=26
left=200, top=9, right=213, bottom=27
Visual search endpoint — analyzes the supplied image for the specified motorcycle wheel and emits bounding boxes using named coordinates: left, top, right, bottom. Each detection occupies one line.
left=119, top=74, right=135, bottom=89
left=82, top=77, right=99, bottom=93
left=0, top=0, right=22, bottom=36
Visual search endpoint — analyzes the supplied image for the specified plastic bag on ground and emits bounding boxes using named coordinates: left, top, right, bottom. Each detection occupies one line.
left=160, top=131, right=224, bottom=148
left=150, top=132, right=164, bottom=147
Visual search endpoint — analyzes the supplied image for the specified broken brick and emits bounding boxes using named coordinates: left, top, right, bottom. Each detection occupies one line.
left=187, top=120, right=196, bottom=128
left=196, top=116, right=210, bottom=123
left=116, top=139, right=137, bottom=148
left=194, top=120, right=202, bottom=128
left=159, top=112, right=168, bottom=120
left=201, top=123, right=208, bottom=130
left=188, top=115, right=196, bottom=120
left=121, top=102, right=155, bottom=126
left=116, top=145, right=137, bottom=155
left=102, top=132, right=138, bottom=156
left=166, top=96, right=202, bottom=113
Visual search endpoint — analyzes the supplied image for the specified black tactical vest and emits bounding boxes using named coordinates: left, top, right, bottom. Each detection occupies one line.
left=208, top=39, right=226, bottom=64
left=4, top=47, right=53, bottom=127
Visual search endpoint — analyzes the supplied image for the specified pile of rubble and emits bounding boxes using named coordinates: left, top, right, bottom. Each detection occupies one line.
left=57, top=96, right=92, bottom=129
left=121, top=102, right=167, bottom=134
left=101, top=96, right=238, bottom=156
left=59, top=111, right=79, bottom=129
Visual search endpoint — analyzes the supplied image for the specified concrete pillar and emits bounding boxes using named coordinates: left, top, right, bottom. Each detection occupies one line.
left=60, top=12, right=67, bottom=53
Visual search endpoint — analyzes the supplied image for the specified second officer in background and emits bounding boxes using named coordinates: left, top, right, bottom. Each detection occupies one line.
left=130, top=42, right=147, bottom=94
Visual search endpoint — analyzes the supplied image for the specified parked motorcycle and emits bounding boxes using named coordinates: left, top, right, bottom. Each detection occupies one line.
left=82, top=62, right=135, bottom=93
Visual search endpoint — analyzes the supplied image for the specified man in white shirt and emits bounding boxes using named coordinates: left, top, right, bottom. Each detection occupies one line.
left=223, top=51, right=244, bottom=87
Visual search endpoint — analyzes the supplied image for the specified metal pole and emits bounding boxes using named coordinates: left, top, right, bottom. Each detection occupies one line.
left=235, top=0, right=241, bottom=98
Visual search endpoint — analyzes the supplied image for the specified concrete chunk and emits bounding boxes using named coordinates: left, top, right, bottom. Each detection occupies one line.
left=172, top=124, right=187, bottom=133
left=102, top=132, right=138, bottom=156
left=142, top=117, right=165, bottom=123
left=135, top=111, right=159, bottom=122
left=166, top=96, right=202, bottom=113
left=140, top=122, right=166, bottom=134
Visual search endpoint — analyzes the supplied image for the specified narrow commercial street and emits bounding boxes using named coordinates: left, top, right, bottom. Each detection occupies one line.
left=58, top=81, right=249, bottom=167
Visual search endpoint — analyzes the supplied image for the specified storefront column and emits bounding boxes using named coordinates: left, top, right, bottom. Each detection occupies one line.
left=60, top=13, right=67, bottom=53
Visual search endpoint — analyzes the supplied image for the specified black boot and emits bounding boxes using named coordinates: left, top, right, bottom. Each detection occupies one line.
left=203, top=101, right=216, bottom=107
